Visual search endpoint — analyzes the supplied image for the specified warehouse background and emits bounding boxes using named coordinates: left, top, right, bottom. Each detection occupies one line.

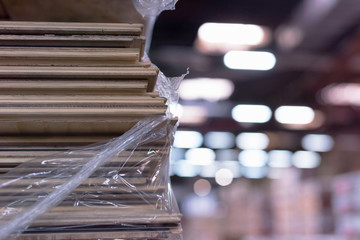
left=2, top=0, right=360, bottom=239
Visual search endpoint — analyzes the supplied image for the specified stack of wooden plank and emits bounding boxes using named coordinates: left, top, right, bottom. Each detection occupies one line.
left=0, top=21, right=181, bottom=240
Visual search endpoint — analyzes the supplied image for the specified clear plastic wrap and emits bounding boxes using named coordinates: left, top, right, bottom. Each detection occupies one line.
left=133, top=0, right=179, bottom=53
left=0, top=67, right=186, bottom=240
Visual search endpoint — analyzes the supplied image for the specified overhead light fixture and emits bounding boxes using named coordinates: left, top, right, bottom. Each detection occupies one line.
left=204, top=131, right=235, bottom=149
left=268, top=150, right=292, bottom=168
left=193, top=179, right=212, bottom=197
left=178, top=105, right=208, bottom=125
left=236, top=132, right=269, bottom=150
left=232, top=104, right=272, bottom=123
left=224, top=50, right=276, bottom=71
left=179, top=78, right=234, bottom=102
left=219, top=161, right=242, bottom=178
left=215, top=149, right=238, bottom=161
left=242, top=167, right=267, bottom=179
left=170, top=147, right=185, bottom=163
left=238, top=150, right=268, bottom=167
left=301, top=134, right=334, bottom=152
left=174, top=131, right=203, bottom=148
left=173, top=160, right=199, bottom=177
left=215, top=168, right=234, bottom=186
left=275, top=106, right=315, bottom=125
left=195, top=22, right=271, bottom=54
left=321, top=83, right=360, bottom=106
left=292, top=151, right=321, bottom=169
left=185, top=148, right=215, bottom=166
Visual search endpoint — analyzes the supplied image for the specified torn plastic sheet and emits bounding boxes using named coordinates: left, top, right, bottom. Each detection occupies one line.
left=133, top=0, right=179, bottom=53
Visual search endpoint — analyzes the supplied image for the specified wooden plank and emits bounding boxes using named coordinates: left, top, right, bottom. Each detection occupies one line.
left=0, top=35, right=145, bottom=54
left=0, top=96, right=166, bottom=105
left=0, top=80, right=149, bottom=94
left=0, top=47, right=151, bottom=66
left=18, top=229, right=175, bottom=240
left=0, top=107, right=166, bottom=117
left=0, top=66, right=158, bottom=79
left=0, top=176, right=148, bottom=186
left=0, top=21, right=143, bottom=35
left=0, top=93, right=160, bottom=101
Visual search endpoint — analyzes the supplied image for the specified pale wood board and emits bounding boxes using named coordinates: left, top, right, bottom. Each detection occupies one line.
left=0, top=21, right=143, bottom=35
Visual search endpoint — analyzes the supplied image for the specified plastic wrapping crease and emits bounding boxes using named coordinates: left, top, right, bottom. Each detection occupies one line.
left=0, top=70, right=187, bottom=239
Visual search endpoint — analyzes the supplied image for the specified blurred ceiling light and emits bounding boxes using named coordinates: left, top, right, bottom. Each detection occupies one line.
left=178, top=105, right=207, bottom=125
left=173, top=160, right=199, bottom=177
left=236, top=132, right=269, bottom=150
left=220, top=161, right=242, bottom=178
left=321, top=83, right=360, bottom=106
left=194, top=179, right=212, bottom=197
left=224, top=50, right=276, bottom=71
left=276, top=25, right=304, bottom=50
left=196, top=22, right=271, bottom=54
left=185, top=148, right=215, bottom=166
left=179, top=78, right=234, bottom=102
left=279, top=110, right=325, bottom=130
left=292, top=151, right=321, bottom=169
left=170, top=147, right=185, bottom=163
left=215, top=168, right=234, bottom=186
left=232, top=104, right=272, bottom=123
left=268, top=150, right=292, bottom=168
left=182, top=194, right=217, bottom=217
left=242, top=167, right=267, bottom=179
left=204, top=131, right=235, bottom=149
left=302, top=134, right=334, bottom=152
left=238, top=150, right=268, bottom=167
left=275, top=106, right=315, bottom=124
left=200, top=163, right=217, bottom=178
left=216, top=149, right=238, bottom=161
left=174, top=131, right=203, bottom=148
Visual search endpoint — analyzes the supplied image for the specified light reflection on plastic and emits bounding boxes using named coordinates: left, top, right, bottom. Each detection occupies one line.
left=215, top=168, right=234, bottom=186
left=224, top=51, right=276, bottom=71
left=268, top=150, right=292, bottom=168
left=242, top=167, right=267, bottom=179
left=173, top=160, right=199, bottom=177
left=198, top=22, right=266, bottom=45
left=238, top=150, right=268, bottom=167
left=302, top=134, right=334, bottom=152
left=275, top=106, right=315, bottom=124
left=193, top=179, right=212, bottom=197
left=232, top=104, right=272, bottom=123
left=179, top=78, right=234, bottom=102
left=292, top=151, right=321, bottom=169
left=173, top=131, right=203, bottom=148
left=185, top=148, right=215, bottom=166
left=205, top=131, right=235, bottom=149
left=236, top=132, right=269, bottom=150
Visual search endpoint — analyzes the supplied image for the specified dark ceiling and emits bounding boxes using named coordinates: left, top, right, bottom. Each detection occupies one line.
left=148, top=0, right=360, bottom=134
